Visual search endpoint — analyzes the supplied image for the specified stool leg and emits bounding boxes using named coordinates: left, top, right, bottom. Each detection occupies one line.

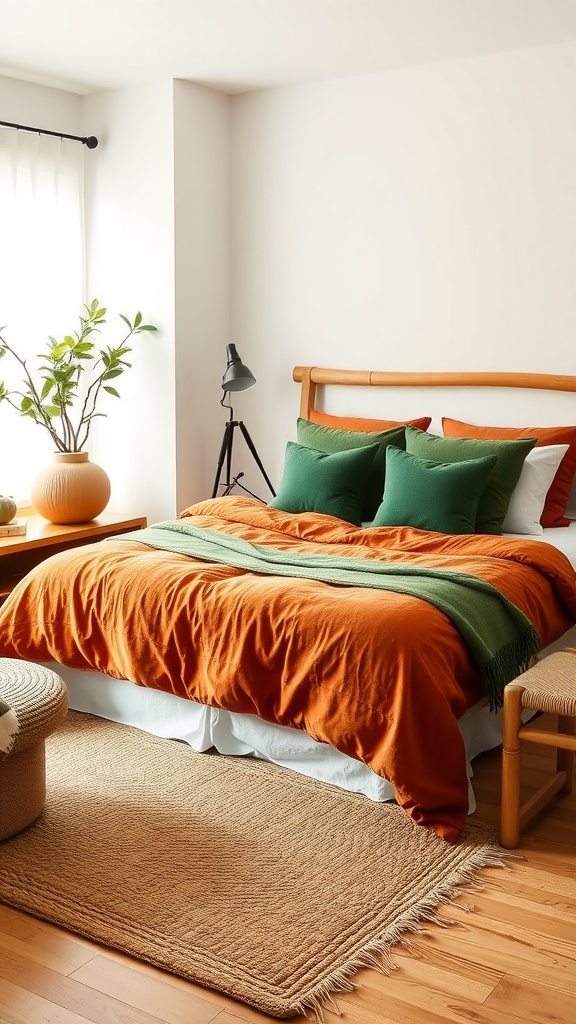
left=500, top=685, right=524, bottom=849
left=557, top=715, right=576, bottom=794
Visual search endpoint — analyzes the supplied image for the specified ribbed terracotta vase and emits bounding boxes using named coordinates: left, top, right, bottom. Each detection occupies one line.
left=31, top=452, right=111, bottom=525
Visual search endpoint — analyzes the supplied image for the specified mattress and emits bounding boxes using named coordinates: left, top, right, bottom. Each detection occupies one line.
left=505, top=520, right=576, bottom=568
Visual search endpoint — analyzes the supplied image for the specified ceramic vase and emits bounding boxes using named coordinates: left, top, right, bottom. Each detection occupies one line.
left=31, top=452, right=111, bottom=525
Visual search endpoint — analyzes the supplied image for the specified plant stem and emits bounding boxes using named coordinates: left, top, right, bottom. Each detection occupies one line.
left=0, top=340, right=66, bottom=450
left=75, top=327, right=135, bottom=451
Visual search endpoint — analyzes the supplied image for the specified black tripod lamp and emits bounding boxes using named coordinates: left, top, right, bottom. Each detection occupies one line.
left=212, top=344, right=276, bottom=500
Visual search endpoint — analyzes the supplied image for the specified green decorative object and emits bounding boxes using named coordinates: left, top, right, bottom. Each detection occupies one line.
left=296, top=418, right=406, bottom=520
left=371, top=446, right=498, bottom=534
left=0, top=495, right=17, bottom=525
left=270, top=440, right=380, bottom=525
left=404, top=426, right=537, bottom=535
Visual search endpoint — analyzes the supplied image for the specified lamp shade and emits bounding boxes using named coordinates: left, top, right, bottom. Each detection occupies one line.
left=222, top=344, right=256, bottom=392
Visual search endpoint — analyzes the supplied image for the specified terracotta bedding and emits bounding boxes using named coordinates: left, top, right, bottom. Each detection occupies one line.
left=1, top=495, right=576, bottom=842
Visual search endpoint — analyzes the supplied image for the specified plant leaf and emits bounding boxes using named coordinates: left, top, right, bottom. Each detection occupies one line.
left=0, top=301, right=157, bottom=449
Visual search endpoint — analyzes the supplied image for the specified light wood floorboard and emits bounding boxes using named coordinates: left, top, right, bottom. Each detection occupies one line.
left=0, top=713, right=574, bottom=1024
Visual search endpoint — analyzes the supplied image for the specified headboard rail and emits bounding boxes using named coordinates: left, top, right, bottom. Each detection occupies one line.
left=292, top=366, right=576, bottom=420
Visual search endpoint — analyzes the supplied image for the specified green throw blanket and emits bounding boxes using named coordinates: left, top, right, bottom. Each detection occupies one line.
left=117, top=521, right=541, bottom=710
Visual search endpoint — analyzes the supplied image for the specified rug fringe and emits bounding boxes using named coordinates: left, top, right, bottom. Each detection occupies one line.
left=296, top=837, right=512, bottom=1023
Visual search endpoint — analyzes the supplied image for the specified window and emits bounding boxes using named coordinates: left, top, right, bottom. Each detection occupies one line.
left=0, top=128, right=85, bottom=499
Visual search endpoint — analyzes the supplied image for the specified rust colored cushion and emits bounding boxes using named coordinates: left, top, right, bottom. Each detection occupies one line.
left=309, top=409, right=431, bottom=432
left=442, top=417, right=576, bottom=528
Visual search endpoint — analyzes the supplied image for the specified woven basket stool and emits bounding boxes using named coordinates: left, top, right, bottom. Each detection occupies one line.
left=500, top=648, right=576, bottom=849
left=0, top=659, right=68, bottom=841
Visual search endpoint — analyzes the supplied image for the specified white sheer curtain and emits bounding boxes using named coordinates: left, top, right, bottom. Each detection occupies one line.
left=0, top=127, right=85, bottom=499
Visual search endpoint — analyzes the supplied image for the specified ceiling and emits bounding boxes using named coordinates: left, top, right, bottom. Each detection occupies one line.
left=1, top=0, right=576, bottom=96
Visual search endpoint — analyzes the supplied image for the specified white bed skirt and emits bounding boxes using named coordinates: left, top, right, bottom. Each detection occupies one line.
left=48, top=618, right=576, bottom=815
left=44, top=594, right=576, bottom=816
left=46, top=661, right=522, bottom=813
left=42, top=618, right=576, bottom=814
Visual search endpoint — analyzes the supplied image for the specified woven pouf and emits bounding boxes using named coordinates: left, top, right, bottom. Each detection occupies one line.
left=0, top=659, right=68, bottom=841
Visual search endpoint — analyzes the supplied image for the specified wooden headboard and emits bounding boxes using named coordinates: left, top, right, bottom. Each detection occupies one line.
left=293, top=367, right=576, bottom=421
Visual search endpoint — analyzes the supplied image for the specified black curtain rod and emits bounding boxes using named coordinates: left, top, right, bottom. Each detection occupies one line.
left=0, top=119, right=98, bottom=148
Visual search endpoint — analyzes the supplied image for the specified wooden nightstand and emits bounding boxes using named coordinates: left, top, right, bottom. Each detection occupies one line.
left=0, top=507, right=147, bottom=607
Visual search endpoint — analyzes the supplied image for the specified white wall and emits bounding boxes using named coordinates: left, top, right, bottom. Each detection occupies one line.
left=83, top=82, right=177, bottom=523
left=84, top=80, right=231, bottom=522
left=230, top=40, right=576, bottom=489
left=3, top=38, right=576, bottom=512
left=173, top=80, right=230, bottom=514
left=0, top=74, right=83, bottom=134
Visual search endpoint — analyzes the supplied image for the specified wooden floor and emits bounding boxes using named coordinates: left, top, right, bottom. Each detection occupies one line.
left=0, top=714, right=575, bottom=1024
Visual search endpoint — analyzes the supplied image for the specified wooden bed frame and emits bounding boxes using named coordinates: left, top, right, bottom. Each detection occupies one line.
left=293, top=367, right=576, bottom=420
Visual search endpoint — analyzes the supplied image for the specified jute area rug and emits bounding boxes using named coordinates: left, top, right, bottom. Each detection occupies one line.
left=0, top=711, right=505, bottom=1020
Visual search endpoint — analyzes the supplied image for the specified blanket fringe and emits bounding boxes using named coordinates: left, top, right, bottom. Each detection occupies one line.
left=484, top=625, right=540, bottom=710
left=295, top=837, right=512, bottom=1023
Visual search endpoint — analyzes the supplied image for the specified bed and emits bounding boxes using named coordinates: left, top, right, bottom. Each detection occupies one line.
left=2, top=366, right=576, bottom=844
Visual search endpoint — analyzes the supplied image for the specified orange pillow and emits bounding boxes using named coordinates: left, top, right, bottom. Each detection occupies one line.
left=309, top=409, right=432, bottom=432
left=442, top=417, right=576, bottom=528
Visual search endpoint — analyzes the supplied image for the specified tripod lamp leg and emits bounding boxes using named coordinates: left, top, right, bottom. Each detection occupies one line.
left=212, top=420, right=235, bottom=498
left=238, top=421, right=276, bottom=497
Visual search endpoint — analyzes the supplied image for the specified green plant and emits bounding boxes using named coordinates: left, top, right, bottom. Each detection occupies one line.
left=0, top=299, right=157, bottom=453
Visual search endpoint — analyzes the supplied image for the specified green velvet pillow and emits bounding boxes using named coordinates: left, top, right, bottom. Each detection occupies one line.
left=270, top=440, right=380, bottom=526
left=371, top=446, right=498, bottom=533
left=404, top=426, right=537, bottom=534
left=296, top=417, right=406, bottom=520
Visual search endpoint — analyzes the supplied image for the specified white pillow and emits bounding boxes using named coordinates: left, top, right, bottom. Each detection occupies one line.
left=502, top=444, right=569, bottom=535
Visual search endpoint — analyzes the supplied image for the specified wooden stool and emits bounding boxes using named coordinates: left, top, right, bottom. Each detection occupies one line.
left=500, top=649, right=576, bottom=849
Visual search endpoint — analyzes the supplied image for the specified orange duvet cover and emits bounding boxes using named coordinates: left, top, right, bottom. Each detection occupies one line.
left=1, top=495, right=576, bottom=842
